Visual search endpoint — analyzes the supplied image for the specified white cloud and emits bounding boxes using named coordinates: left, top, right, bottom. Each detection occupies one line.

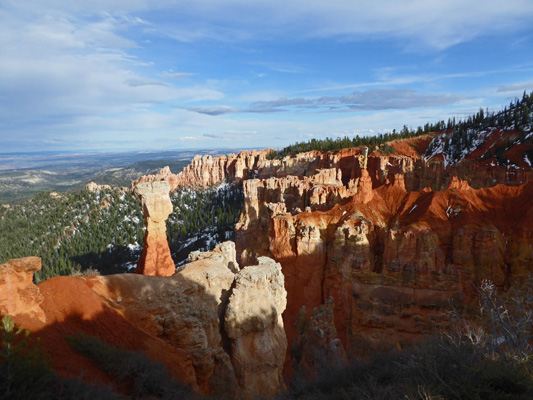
left=160, top=72, right=196, bottom=79
left=137, top=0, right=533, bottom=50
left=179, top=89, right=465, bottom=115
left=5, top=0, right=533, bottom=50
left=497, top=82, right=533, bottom=93
left=0, top=4, right=223, bottom=144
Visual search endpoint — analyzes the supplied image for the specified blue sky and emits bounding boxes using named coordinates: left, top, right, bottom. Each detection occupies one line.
left=1, top=0, right=533, bottom=153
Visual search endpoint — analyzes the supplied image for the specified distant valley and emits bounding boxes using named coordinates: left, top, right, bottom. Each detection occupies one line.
left=0, top=148, right=243, bottom=203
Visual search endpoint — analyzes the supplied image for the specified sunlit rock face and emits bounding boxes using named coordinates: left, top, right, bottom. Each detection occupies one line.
left=130, top=134, right=532, bottom=370
left=132, top=150, right=270, bottom=190
left=0, top=257, right=45, bottom=322
left=236, top=169, right=533, bottom=359
left=134, top=180, right=175, bottom=276
left=0, top=243, right=288, bottom=399
left=225, top=257, right=287, bottom=398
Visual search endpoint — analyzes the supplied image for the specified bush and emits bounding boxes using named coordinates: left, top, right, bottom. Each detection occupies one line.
left=1, top=315, right=119, bottom=400
left=0, top=314, right=54, bottom=400
left=280, top=278, right=533, bottom=400
left=66, top=334, right=192, bottom=399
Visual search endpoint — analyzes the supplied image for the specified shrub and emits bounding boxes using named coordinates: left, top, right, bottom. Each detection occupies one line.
left=66, top=334, right=192, bottom=399
left=0, top=314, right=54, bottom=400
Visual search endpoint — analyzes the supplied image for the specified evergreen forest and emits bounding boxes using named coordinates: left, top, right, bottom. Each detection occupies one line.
left=0, top=183, right=244, bottom=282
left=268, top=90, right=533, bottom=159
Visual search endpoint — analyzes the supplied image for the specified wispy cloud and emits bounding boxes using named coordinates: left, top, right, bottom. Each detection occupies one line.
left=160, top=72, right=196, bottom=79
left=142, top=0, right=533, bottom=50
left=497, top=81, right=533, bottom=92
left=178, top=106, right=243, bottom=116
left=251, top=61, right=310, bottom=74
left=0, top=3, right=223, bottom=141
left=181, top=89, right=465, bottom=115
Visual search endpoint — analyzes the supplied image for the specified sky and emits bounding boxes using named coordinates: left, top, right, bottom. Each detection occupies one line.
left=1, top=0, right=533, bottom=153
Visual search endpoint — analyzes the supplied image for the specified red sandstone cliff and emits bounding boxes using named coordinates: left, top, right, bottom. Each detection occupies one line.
left=133, top=150, right=269, bottom=190
left=132, top=130, right=532, bottom=361
left=236, top=172, right=533, bottom=360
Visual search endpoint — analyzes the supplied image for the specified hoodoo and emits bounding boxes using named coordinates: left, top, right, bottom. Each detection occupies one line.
left=133, top=180, right=175, bottom=276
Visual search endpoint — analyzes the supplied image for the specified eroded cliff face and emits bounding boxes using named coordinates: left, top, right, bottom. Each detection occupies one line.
left=129, top=132, right=532, bottom=377
left=133, top=150, right=269, bottom=190
left=291, top=297, right=346, bottom=380
left=135, top=130, right=533, bottom=193
left=0, top=243, right=287, bottom=399
left=236, top=169, right=533, bottom=359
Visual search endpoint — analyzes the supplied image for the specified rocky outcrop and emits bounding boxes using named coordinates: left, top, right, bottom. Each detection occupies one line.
left=291, top=297, right=346, bottom=379
left=236, top=171, right=533, bottom=359
left=134, top=181, right=175, bottom=276
left=225, top=257, right=287, bottom=398
left=85, top=182, right=111, bottom=192
left=0, top=257, right=45, bottom=322
left=126, top=131, right=532, bottom=373
left=133, top=150, right=269, bottom=190
left=0, top=243, right=288, bottom=399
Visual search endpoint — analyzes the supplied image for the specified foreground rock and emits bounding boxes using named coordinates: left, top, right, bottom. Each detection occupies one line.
left=0, top=243, right=287, bottom=399
left=225, top=257, right=287, bottom=398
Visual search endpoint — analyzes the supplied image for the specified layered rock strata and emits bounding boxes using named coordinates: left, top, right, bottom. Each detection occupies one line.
left=137, top=131, right=532, bottom=192
left=133, top=181, right=175, bottom=276
left=0, top=243, right=287, bottom=399
left=236, top=172, right=533, bottom=359
left=133, top=150, right=269, bottom=190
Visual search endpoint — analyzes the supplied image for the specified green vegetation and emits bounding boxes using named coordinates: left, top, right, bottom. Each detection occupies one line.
left=0, top=315, right=53, bottom=399
left=167, top=183, right=244, bottom=259
left=420, top=91, right=533, bottom=165
left=1, top=315, right=118, bottom=400
left=0, top=182, right=244, bottom=281
left=268, top=125, right=429, bottom=159
left=0, top=188, right=144, bottom=281
left=66, top=334, right=192, bottom=399
left=269, top=91, right=533, bottom=160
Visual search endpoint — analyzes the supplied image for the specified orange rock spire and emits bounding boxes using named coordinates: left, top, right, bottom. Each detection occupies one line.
left=133, top=180, right=175, bottom=276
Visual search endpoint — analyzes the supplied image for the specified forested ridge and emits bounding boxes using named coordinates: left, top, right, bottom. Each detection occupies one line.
left=425, top=91, right=533, bottom=165
left=0, top=183, right=244, bottom=281
left=268, top=91, right=533, bottom=159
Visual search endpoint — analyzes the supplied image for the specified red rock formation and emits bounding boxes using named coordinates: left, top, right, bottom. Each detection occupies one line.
left=236, top=171, right=533, bottom=359
left=133, top=181, right=175, bottom=276
left=0, top=257, right=45, bottom=322
left=0, top=243, right=288, bottom=399
left=133, top=150, right=270, bottom=190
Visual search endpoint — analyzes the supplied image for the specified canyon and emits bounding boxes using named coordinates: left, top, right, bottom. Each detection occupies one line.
left=1, top=128, right=533, bottom=397
left=133, top=129, right=533, bottom=366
